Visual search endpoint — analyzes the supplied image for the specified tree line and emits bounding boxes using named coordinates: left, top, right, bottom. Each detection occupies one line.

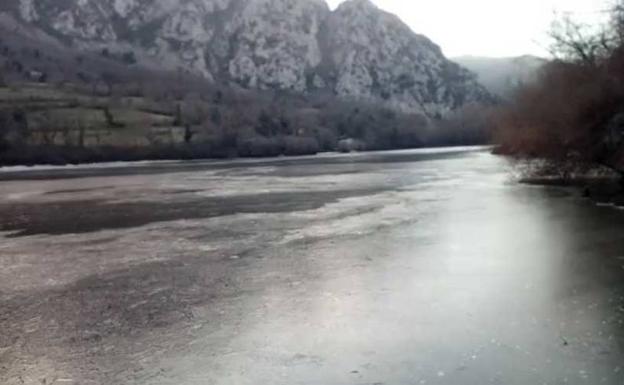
left=492, top=1, right=624, bottom=178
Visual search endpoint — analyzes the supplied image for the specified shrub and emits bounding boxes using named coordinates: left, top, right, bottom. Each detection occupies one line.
left=122, top=51, right=137, bottom=65
left=236, top=136, right=282, bottom=157
left=492, top=58, right=623, bottom=169
left=314, top=127, right=338, bottom=151
left=282, top=136, right=320, bottom=156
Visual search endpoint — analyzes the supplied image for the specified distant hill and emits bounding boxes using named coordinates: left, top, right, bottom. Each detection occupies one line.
left=453, top=55, right=547, bottom=98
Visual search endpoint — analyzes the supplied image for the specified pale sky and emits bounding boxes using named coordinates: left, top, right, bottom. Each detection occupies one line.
left=327, top=0, right=611, bottom=58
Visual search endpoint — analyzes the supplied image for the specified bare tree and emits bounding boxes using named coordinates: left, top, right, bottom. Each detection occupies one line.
left=611, top=0, right=624, bottom=44
left=549, top=15, right=611, bottom=65
left=548, top=2, right=624, bottom=65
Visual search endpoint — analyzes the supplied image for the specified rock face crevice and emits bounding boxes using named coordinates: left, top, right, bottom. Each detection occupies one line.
left=11, top=0, right=492, bottom=115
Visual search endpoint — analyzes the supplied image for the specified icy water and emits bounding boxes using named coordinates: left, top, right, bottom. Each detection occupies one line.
left=1, top=147, right=623, bottom=385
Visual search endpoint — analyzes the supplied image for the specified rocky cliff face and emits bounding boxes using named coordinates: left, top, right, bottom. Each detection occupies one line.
left=8, top=0, right=491, bottom=116
left=325, top=0, right=489, bottom=116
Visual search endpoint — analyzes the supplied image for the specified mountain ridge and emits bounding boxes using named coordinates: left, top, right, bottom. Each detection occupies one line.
left=3, top=0, right=493, bottom=116
left=453, top=55, right=546, bottom=98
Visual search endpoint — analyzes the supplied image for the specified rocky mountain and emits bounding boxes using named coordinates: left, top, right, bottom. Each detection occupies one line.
left=453, top=55, right=546, bottom=98
left=2, top=0, right=492, bottom=116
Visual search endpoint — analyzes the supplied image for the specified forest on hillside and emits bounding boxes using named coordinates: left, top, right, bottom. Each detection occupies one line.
left=0, top=30, right=490, bottom=166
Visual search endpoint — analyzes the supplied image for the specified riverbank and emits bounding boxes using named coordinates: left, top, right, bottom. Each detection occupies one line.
left=0, top=145, right=490, bottom=170
left=0, top=146, right=488, bottom=181
left=522, top=175, right=624, bottom=208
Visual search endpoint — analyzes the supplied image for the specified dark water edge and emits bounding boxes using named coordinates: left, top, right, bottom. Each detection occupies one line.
left=0, top=146, right=488, bottom=181
left=0, top=142, right=490, bottom=169
left=522, top=176, right=624, bottom=208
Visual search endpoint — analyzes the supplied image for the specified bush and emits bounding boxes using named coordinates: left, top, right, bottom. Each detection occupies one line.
left=0, top=135, right=10, bottom=153
left=122, top=51, right=137, bottom=65
left=282, top=136, right=320, bottom=156
left=492, top=58, right=624, bottom=169
left=313, top=127, right=338, bottom=151
left=236, top=136, right=282, bottom=157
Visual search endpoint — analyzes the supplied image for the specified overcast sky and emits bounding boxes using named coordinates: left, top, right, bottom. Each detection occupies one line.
left=326, top=0, right=611, bottom=58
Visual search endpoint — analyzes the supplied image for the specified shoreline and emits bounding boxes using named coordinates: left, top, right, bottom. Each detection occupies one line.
left=0, top=145, right=489, bottom=174
left=0, top=146, right=491, bottom=182
left=521, top=176, right=624, bottom=207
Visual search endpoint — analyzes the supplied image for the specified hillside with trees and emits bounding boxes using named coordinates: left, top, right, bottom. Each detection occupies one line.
left=0, top=11, right=491, bottom=166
